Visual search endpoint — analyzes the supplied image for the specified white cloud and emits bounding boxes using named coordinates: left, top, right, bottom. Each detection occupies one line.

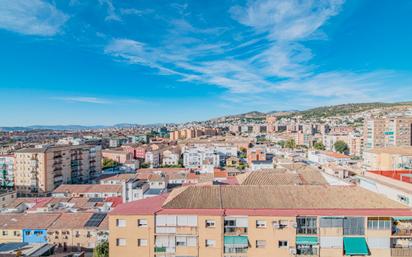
left=0, top=0, right=69, bottom=36
left=230, top=0, right=344, bottom=41
left=98, top=0, right=121, bottom=22
left=103, top=0, right=412, bottom=108
left=52, top=96, right=111, bottom=104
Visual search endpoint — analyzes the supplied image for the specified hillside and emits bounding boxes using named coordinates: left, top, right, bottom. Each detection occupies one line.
left=290, top=102, right=412, bottom=119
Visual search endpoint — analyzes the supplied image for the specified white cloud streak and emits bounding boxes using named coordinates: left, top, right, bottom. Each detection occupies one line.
left=103, top=0, right=412, bottom=108
left=52, top=96, right=111, bottom=104
left=0, top=0, right=69, bottom=36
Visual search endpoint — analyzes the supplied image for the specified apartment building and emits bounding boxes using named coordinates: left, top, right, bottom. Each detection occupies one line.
left=363, top=147, right=412, bottom=170
left=47, top=212, right=108, bottom=250
left=170, top=128, right=219, bottom=141
left=162, top=149, right=180, bottom=166
left=14, top=145, right=102, bottom=194
left=0, top=155, right=14, bottom=188
left=0, top=212, right=108, bottom=250
left=364, top=117, right=412, bottom=150
left=183, top=147, right=220, bottom=169
left=109, top=185, right=412, bottom=257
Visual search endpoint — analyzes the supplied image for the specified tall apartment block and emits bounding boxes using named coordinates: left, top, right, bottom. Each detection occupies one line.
left=364, top=117, right=412, bottom=150
left=14, top=144, right=102, bottom=194
left=0, top=155, right=15, bottom=188
left=109, top=185, right=412, bottom=257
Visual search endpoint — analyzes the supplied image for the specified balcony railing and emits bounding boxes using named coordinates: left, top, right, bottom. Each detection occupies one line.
left=392, top=228, right=412, bottom=236
left=391, top=248, right=412, bottom=256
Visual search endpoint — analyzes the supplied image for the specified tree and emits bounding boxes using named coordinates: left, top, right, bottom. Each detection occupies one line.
left=102, top=158, right=119, bottom=169
left=93, top=241, right=109, bottom=257
left=313, top=142, right=325, bottom=150
left=334, top=140, right=349, bottom=154
left=285, top=139, right=296, bottom=149
left=140, top=162, right=150, bottom=168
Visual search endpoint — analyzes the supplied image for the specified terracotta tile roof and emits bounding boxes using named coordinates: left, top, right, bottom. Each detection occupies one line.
left=0, top=213, right=61, bottom=229
left=239, top=172, right=303, bottom=185
left=162, top=185, right=408, bottom=210
left=110, top=194, right=168, bottom=215
left=49, top=213, right=93, bottom=229
left=323, top=151, right=350, bottom=159
left=214, top=171, right=228, bottom=178
left=53, top=184, right=122, bottom=194
left=99, top=173, right=139, bottom=182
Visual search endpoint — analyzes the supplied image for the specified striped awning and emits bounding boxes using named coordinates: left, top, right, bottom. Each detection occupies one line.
left=296, top=236, right=319, bottom=245
left=224, top=236, right=248, bottom=247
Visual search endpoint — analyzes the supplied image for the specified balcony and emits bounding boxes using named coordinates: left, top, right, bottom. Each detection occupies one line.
left=224, top=227, right=248, bottom=235
left=391, top=248, right=412, bottom=256
left=392, top=220, right=412, bottom=236
left=176, top=226, right=197, bottom=235
left=155, top=226, right=176, bottom=234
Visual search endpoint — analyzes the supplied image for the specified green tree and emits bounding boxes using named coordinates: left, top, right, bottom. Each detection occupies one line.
left=313, top=142, right=325, bottom=150
left=285, top=139, right=296, bottom=149
left=93, top=241, right=109, bottom=257
left=102, top=158, right=119, bottom=169
left=334, top=140, right=349, bottom=153
left=140, top=162, right=150, bottom=168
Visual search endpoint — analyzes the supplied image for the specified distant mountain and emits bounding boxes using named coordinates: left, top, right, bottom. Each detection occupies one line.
left=205, top=101, right=412, bottom=123
left=288, top=101, right=412, bottom=119
left=0, top=125, right=108, bottom=131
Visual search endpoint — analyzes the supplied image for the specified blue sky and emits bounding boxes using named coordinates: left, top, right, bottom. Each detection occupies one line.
left=1, top=0, right=412, bottom=126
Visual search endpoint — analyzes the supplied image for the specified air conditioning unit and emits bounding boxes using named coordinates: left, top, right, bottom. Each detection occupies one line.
left=289, top=248, right=297, bottom=255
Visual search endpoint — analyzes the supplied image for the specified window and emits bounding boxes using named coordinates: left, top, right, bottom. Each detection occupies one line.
left=320, top=217, right=343, bottom=228
left=297, top=217, right=317, bottom=235
left=367, top=217, right=391, bottom=230
left=176, top=236, right=197, bottom=247
left=116, top=219, right=126, bottom=227
left=138, top=239, right=148, bottom=247
left=138, top=219, right=148, bottom=227
left=256, top=240, right=266, bottom=248
left=116, top=238, right=126, bottom=246
left=205, top=239, right=216, bottom=247
left=343, top=217, right=365, bottom=235
left=205, top=220, right=215, bottom=228
left=256, top=220, right=267, bottom=228
left=2, top=231, right=7, bottom=236
left=278, top=240, right=288, bottom=248
left=14, top=231, right=20, bottom=237
left=25, top=231, right=31, bottom=236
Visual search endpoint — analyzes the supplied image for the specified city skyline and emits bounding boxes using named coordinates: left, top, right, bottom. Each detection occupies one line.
left=1, top=0, right=412, bottom=126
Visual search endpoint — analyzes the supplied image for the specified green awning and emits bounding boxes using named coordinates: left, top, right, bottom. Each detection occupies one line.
left=344, top=237, right=369, bottom=256
left=224, top=236, right=248, bottom=247
left=393, top=217, right=412, bottom=221
left=296, top=236, right=319, bottom=245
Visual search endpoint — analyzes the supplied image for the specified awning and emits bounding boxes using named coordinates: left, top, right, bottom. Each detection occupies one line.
left=344, top=237, right=369, bottom=256
left=224, top=236, right=248, bottom=247
left=393, top=217, right=412, bottom=221
left=296, top=236, right=319, bottom=245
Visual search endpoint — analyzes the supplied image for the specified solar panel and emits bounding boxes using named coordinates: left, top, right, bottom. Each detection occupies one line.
left=84, top=213, right=107, bottom=227
left=88, top=197, right=104, bottom=202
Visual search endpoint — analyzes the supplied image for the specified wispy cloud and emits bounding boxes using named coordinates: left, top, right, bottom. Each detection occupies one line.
left=98, top=0, right=121, bottom=22
left=104, top=0, right=344, bottom=94
left=0, top=0, right=69, bottom=36
left=102, top=0, right=412, bottom=108
left=51, top=96, right=111, bottom=104
left=230, top=0, right=343, bottom=41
